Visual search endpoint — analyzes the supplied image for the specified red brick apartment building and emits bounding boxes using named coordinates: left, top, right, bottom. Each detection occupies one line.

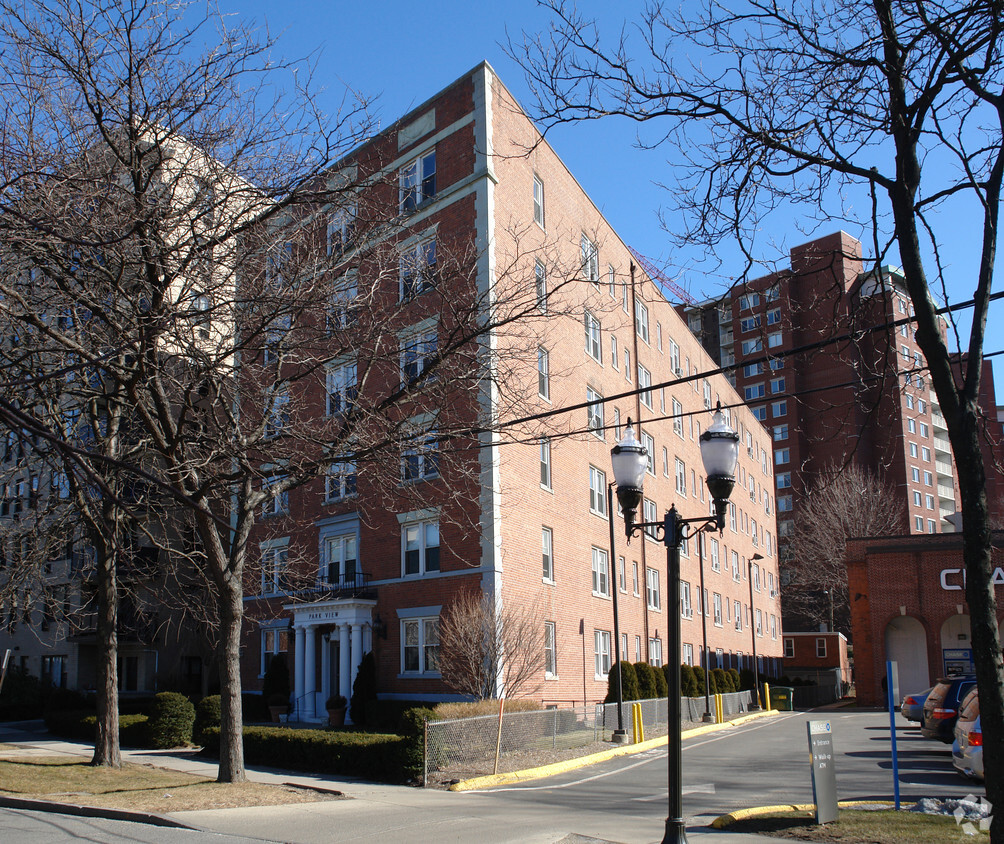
left=781, top=631, right=851, bottom=688
left=848, top=532, right=1004, bottom=705
left=239, top=63, right=783, bottom=720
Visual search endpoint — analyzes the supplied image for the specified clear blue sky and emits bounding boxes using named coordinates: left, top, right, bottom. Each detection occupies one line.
left=224, top=0, right=1002, bottom=398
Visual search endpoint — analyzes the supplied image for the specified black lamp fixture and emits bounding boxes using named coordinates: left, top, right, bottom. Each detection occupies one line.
left=611, top=402, right=739, bottom=844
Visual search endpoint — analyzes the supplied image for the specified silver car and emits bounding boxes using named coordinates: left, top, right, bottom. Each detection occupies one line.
left=952, top=689, right=983, bottom=780
left=901, top=687, right=933, bottom=723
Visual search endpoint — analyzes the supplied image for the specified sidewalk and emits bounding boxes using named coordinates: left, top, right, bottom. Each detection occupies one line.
left=0, top=719, right=795, bottom=844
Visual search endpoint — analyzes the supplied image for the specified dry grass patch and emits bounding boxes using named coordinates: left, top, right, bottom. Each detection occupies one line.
left=0, top=754, right=340, bottom=813
left=727, top=808, right=986, bottom=843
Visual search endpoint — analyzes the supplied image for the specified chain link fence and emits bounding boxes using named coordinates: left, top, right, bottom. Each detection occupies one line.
left=423, top=691, right=753, bottom=785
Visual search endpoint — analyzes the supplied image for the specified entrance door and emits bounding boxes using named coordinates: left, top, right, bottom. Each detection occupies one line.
left=884, top=616, right=929, bottom=695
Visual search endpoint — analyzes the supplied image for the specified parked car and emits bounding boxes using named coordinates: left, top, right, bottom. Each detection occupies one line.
left=901, top=687, right=933, bottom=723
left=921, top=675, right=977, bottom=742
left=952, top=688, right=983, bottom=780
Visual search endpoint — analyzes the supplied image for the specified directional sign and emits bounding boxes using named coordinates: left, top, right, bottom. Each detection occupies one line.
left=807, top=720, right=838, bottom=824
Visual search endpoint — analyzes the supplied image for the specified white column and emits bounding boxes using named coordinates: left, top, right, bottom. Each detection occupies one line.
left=293, top=625, right=305, bottom=721
left=321, top=633, right=331, bottom=705
left=350, top=622, right=364, bottom=687
left=338, top=623, right=351, bottom=703
left=363, top=624, right=372, bottom=656
left=304, top=625, right=316, bottom=719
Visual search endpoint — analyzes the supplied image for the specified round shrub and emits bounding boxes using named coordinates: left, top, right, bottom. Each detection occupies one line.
left=193, top=695, right=221, bottom=745
left=728, top=668, right=741, bottom=692
left=634, top=662, right=658, bottom=699
left=712, top=668, right=731, bottom=693
left=678, top=664, right=699, bottom=697
left=605, top=661, right=640, bottom=703
left=147, top=691, right=196, bottom=748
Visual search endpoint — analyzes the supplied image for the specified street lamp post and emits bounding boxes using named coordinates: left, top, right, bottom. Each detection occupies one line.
left=607, top=483, right=629, bottom=744
left=748, top=553, right=764, bottom=711
left=611, top=404, right=739, bottom=844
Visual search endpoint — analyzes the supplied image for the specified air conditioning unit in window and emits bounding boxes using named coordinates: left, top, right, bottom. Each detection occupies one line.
left=674, top=367, right=683, bottom=377
left=735, top=619, right=742, bottom=631
left=747, top=447, right=755, bottom=458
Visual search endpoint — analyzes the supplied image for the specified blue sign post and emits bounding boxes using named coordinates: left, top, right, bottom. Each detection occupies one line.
left=886, top=660, right=900, bottom=810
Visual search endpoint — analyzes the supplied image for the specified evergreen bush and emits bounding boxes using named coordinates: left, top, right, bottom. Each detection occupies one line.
left=147, top=691, right=196, bottom=748
left=653, top=663, right=669, bottom=697
left=193, top=695, right=221, bottom=745
left=692, top=665, right=707, bottom=695
left=728, top=668, right=742, bottom=692
left=712, top=668, right=731, bottom=693
left=350, top=651, right=377, bottom=726
left=678, top=664, right=700, bottom=697
left=604, top=661, right=640, bottom=703
left=634, top=662, right=658, bottom=699
left=261, top=654, right=290, bottom=706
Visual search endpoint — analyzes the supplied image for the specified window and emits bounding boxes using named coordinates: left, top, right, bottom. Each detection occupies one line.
left=740, top=292, right=760, bottom=310
left=403, top=519, right=440, bottom=575
left=709, top=537, right=720, bottom=571
left=623, top=348, right=631, bottom=380
left=922, top=446, right=931, bottom=461
left=909, top=441, right=919, bottom=458
left=324, top=533, right=358, bottom=586
left=669, top=340, right=681, bottom=374
left=768, top=332, right=783, bottom=348
left=589, top=466, right=608, bottom=516
left=773, top=424, right=788, bottom=441
left=635, top=300, right=650, bottom=343
left=265, top=242, right=293, bottom=289
left=703, top=380, right=712, bottom=409
left=766, top=308, right=781, bottom=326
left=189, top=292, right=211, bottom=340
left=584, top=310, right=602, bottom=361
left=401, top=327, right=438, bottom=384
left=260, top=626, right=290, bottom=675
left=770, top=377, right=785, bottom=394
left=732, top=550, right=740, bottom=581
left=399, top=238, right=437, bottom=300
left=542, top=527, right=554, bottom=582
left=682, top=643, right=694, bottom=665
left=646, top=567, right=661, bottom=610
left=752, top=405, right=767, bottom=422
left=325, top=461, right=357, bottom=502
left=784, top=638, right=794, bottom=658
left=673, top=399, right=684, bottom=437
left=915, top=515, right=924, bottom=530
left=538, top=348, right=550, bottom=399
left=402, top=616, right=440, bottom=674
left=326, top=203, right=356, bottom=256
left=535, top=260, right=548, bottom=313
left=910, top=466, right=920, bottom=482
left=402, top=431, right=439, bottom=482
left=544, top=621, right=557, bottom=677
left=642, top=432, right=655, bottom=475
left=632, top=561, right=640, bottom=595
left=907, top=418, right=916, bottom=433
left=740, top=315, right=761, bottom=332
left=815, top=637, right=827, bottom=658
left=776, top=472, right=791, bottom=489
left=325, top=363, right=357, bottom=418
left=263, top=313, right=291, bottom=364
left=587, top=387, right=605, bottom=438
left=734, top=600, right=742, bottom=630
left=772, top=400, right=787, bottom=417
left=608, top=265, right=617, bottom=298
left=327, top=270, right=358, bottom=333
left=920, top=422, right=929, bottom=438
left=540, top=439, right=552, bottom=488
left=262, top=475, right=288, bottom=517
left=744, top=383, right=766, bottom=400
left=656, top=322, right=663, bottom=352
left=260, top=542, right=289, bottom=594
left=662, top=446, right=670, bottom=477
left=594, top=630, right=611, bottom=677
left=591, top=547, right=611, bottom=596
left=264, top=392, right=290, bottom=440
left=741, top=338, right=763, bottom=355
left=919, top=399, right=927, bottom=413
left=713, top=593, right=723, bottom=626
left=649, top=638, right=663, bottom=667
left=928, top=518, right=937, bottom=533
left=400, top=149, right=436, bottom=212
left=675, top=458, right=687, bottom=496
left=926, top=493, right=935, bottom=510
left=643, top=497, right=658, bottom=539
left=680, top=581, right=693, bottom=618
left=614, top=408, right=622, bottom=439
left=913, top=490, right=922, bottom=506
left=924, top=470, right=933, bottom=486
left=775, top=448, right=790, bottom=465
left=581, top=234, right=599, bottom=285
left=744, top=362, right=764, bottom=377
left=533, top=175, right=545, bottom=227
left=778, top=495, right=793, bottom=512
left=610, top=336, right=619, bottom=370
left=906, top=393, right=915, bottom=409
left=618, top=556, right=626, bottom=592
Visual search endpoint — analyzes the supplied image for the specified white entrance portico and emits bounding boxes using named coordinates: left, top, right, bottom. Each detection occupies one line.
left=285, top=598, right=376, bottom=722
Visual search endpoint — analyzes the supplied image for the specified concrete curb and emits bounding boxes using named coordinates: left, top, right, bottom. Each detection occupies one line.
left=712, top=800, right=896, bottom=829
left=449, top=708, right=780, bottom=792
left=0, top=793, right=197, bottom=829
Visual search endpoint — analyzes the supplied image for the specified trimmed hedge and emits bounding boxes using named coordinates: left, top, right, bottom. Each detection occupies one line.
left=634, top=662, right=658, bottom=699
left=148, top=692, right=196, bottom=748
left=45, top=709, right=150, bottom=746
left=194, top=695, right=221, bottom=745
left=605, top=661, right=640, bottom=703
left=201, top=725, right=416, bottom=782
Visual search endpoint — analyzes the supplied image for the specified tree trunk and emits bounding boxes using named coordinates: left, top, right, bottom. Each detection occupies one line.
left=91, top=539, right=120, bottom=768
left=216, top=577, right=246, bottom=783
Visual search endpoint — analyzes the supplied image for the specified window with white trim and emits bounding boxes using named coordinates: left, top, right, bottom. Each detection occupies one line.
left=535, top=260, right=548, bottom=313
left=632, top=561, right=640, bottom=596
left=402, top=431, right=439, bottom=482
left=713, top=593, right=723, bottom=626
left=399, top=149, right=436, bottom=212
left=815, top=637, right=827, bottom=658
left=323, top=532, right=358, bottom=586
left=642, top=432, right=655, bottom=475
left=643, top=497, right=658, bottom=540
left=784, top=637, right=794, bottom=658
left=638, top=364, right=652, bottom=408
left=675, top=458, right=687, bottom=496
left=592, top=546, right=610, bottom=597
left=610, top=336, right=619, bottom=370
left=260, top=541, right=290, bottom=594
left=584, top=310, right=602, bottom=361
left=402, top=519, right=440, bottom=576
left=589, top=466, right=607, bottom=516
left=594, top=630, right=611, bottom=677
left=587, top=387, right=605, bottom=438
left=544, top=621, right=557, bottom=677
left=327, top=203, right=356, bottom=257
left=540, top=439, right=552, bottom=488
left=681, top=581, right=693, bottom=618
left=400, top=238, right=437, bottom=300
left=264, top=392, right=290, bottom=440
left=673, top=398, right=684, bottom=437
left=635, top=300, right=649, bottom=343
left=709, top=537, right=720, bottom=571
left=682, top=643, right=694, bottom=665
left=265, top=242, right=293, bottom=289
left=326, top=363, right=357, bottom=417
left=649, top=638, right=663, bottom=667
left=327, top=270, right=358, bottom=333
left=401, top=327, right=437, bottom=383
left=260, top=626, right=290, bottom=675
left=646, top=567, right=661, bottom=610
left=581, top=234, right=599, bottom=285
left=261, top=475, right=288, bottom=517
left=325, top=461, right=357, bottom=502
left=542, top=527, right=554, bottom=582
left=669, top=340, right=681, bottom=374
left=538, top=347, right=550, bottom=399
left=402, top=616, right=439, bottom=674
left=533, top=175, right=545, bottom=228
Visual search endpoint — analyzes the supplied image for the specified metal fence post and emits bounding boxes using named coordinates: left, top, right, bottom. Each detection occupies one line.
left=422, top=717, right=428, bottom=788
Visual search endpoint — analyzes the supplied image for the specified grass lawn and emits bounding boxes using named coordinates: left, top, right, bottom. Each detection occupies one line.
left=0, top=753, right=341, bottom=813
left=726, top=808, right=988, bottom=843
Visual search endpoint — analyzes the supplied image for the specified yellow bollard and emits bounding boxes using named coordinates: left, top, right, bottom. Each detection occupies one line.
left=632, top=702, right=645, bottom=743
left=716, top=693, right=722, bottom=723
left=764, top=682, right=771, bottom=710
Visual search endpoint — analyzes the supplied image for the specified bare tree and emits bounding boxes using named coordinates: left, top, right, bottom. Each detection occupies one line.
left=786, top=465, right=904, bottom=634
left=438, top=589, right=545, bottom=701
left=517, top=3, right=1004, bottom=832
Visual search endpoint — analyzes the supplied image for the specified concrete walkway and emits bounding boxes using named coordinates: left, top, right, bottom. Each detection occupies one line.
left=0, top=718, right=798, bottom=843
